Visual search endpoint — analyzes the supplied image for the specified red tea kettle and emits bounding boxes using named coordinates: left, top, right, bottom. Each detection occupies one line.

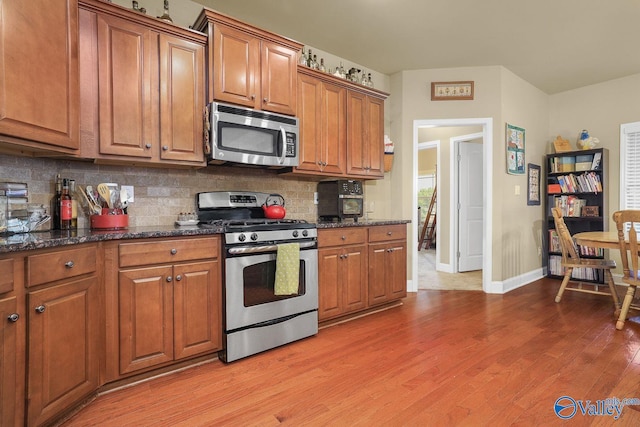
left=262, top=193, right=286, bottom=219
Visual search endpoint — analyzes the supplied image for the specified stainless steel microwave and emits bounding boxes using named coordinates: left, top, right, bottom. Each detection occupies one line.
left=205, top=102, right=299, bottom=167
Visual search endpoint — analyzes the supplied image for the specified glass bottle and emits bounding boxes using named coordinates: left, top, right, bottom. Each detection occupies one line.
left=60, top=179, right=72, bottom=230
left=338, top=62, right=346, bottom=79
left=307, top=49, right=313, bottom=68
left=361, top=70, right=368, bottom=86
left=319, top=58, right=326, bottom=72
left=69, top=179, right=78, bottom=230
left=50, top=174, right=62, bottom=230
left=310, top=54, right=318, bottom=70
left=367, top=73, right=374, bottom=88
left=298, top=48, right=308, bottom=66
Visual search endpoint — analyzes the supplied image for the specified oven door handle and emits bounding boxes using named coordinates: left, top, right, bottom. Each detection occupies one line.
left=228, top=241, right=316, bottom=255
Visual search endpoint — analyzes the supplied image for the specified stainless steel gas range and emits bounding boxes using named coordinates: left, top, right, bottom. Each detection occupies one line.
left=197, top=191, right=318, bottom=362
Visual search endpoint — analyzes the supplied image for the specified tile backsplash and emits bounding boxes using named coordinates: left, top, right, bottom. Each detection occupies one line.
left=0, top=154, right=318, bottom=228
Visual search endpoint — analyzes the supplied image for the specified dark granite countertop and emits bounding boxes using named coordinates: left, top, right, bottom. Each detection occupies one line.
left=0, top=225, right=223, bottom=254
left=316, top=219, right=410, bottom=228
left=0, top=220, right=410, bottom=254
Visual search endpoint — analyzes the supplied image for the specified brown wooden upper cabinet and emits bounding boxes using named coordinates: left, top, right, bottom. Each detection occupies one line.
left=78, top=0, right=207, bottom=166
left=194, top=9, right=302, bottom=116
left=0, top=0, right=79, bottom=154
left=294, top=67, right=388, bottom=179
left=346, top=91, right=385, bottom=178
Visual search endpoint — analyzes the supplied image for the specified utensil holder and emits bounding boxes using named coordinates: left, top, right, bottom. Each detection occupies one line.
left=90, top=212, right=128, bottom=230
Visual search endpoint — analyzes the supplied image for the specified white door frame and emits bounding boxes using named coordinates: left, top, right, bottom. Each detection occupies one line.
left=412, top=118, right=493, bottom=293
left=417, top=140, right=440, bottom=266
left=450, top=132, right=484, bottom=273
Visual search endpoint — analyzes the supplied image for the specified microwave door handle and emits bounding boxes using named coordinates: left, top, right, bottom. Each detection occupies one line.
left=277, top=127, right=286, bottom=164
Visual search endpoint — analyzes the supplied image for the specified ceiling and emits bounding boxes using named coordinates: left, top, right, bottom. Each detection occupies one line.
left=194, top=0, right=640, bottom=94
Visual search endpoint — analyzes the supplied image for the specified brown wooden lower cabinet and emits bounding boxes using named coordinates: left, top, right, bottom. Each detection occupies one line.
left=318, top=224, right=408, bottom=322
left=27, top=276, right=100, bottom=427
left=108, top=236, right=222, bottom=379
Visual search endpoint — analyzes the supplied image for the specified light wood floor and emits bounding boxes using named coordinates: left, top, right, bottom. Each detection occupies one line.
left=63, top=279, right=640, bottom=426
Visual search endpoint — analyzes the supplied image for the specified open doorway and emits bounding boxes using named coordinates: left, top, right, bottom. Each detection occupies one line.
left=412, top=118, right=494, bottom=293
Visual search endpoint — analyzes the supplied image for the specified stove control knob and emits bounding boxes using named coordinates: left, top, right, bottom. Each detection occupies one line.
left=238, top=234, right=246, bottom=242
left=302, top=230, right=309, bottom=237
left=251, top=233, right=258, bottom=241
left=292, top=231, right=299, bottom=238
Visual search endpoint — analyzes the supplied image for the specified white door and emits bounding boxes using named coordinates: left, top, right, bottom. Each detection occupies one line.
left=458, top=141, right=483, bottom=271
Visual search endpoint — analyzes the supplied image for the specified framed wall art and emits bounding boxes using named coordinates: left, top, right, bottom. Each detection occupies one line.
left=527, top=163, right=541, bottom=205
left=506, top=123, right=525, bottom=175
left=430, top=81, right=474, bottom=100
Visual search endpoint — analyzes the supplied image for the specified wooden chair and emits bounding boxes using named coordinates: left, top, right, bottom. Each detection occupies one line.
left=612, top=210, right=640, bottom=330
left=551, top=207, right=620, bottom=310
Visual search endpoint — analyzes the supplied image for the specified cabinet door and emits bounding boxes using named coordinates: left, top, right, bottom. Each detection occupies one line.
left=346, top=92, right=385, bottom=178
left=27, top=276, right=99, bottom=427
left=346, top=91, right=367, bottom=176
left=159, top=34, right=206, bottom=163
left=320, top=82, right=347, bottom=175
left=365, top=96, right=385, bottom=177
left=0, top=296, right=21, bottom=427
left=318, top=248, right=342, bottom=320
left=119, top=265, right=173, bottom=374
left=212, top=24, right=259, bottom=108
left=342, top=245, right=368, bottom=314
left=296, top=73, right=323, bottom=172
left=173, top=260, right=221, bottom=359
left=260, top=40, right=297, bottom=115
left=0, top=0, right=79, bottom=151
left=96, top=13, right=156, bottom=158
left=368, top=243, right=389, bottom=305
left=387, top=243, right=407, bottom=299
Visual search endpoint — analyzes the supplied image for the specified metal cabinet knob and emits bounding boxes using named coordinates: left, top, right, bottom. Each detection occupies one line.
left=162, top=145, right=168, bottom=151
left=341, top=235, right=346, bottom=240
left=387, top=231, right=393, bottom=236
left=175, top=275, right=182, bottom=281
left=166, top=276, right=173, bottom=283
left=65, top=260, right=74, bottom=268
left=7, top=313, right=19, bottom=322
left=251, top=95, right=256, bottom=100
left=145, top=143, right=152, bottom=149
left=35, top=305, right=45, bottom=314
left=170, top=248, right=177, bottom=255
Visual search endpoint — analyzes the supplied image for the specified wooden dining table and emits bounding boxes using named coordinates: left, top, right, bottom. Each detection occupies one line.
left=573, top=231, right=621, bottom=250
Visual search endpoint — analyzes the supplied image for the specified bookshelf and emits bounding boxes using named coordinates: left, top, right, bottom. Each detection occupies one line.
left=544, top=148, right=608, bottom=282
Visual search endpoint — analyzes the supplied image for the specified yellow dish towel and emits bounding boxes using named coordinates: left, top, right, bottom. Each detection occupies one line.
left=274, top=243, right=300, bottom=295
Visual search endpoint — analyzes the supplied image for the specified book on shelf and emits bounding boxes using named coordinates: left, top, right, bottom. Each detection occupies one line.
left=591, top=152, right=602, bottom=170
left=548, top=229, right=560, bottom=252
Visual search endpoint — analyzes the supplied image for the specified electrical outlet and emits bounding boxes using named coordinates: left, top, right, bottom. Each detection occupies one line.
left=122, top=185, right=134, bottom=203
left=314, top=192, right=318, bottom=205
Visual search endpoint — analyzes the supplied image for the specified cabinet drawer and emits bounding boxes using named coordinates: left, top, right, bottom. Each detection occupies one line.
left=119, top=237, right=219, bottom=268
left=318, top=228, right=367, bottom=247
left=27, top=246, right=97, bottom=287
left=0, top=258, right=14, bottom=293
left=368, top=224, right=407, bottom=243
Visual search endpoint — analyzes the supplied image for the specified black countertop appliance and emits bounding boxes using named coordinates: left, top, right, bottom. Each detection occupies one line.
left=317, top=180, right=364, bottom=222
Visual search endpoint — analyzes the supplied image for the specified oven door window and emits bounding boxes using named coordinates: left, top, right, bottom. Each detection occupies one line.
left=243, top=259, right=306, bottom=307
left=218, top=122, right=281, bottom=156
left=342, top=198, right=363, bottom=215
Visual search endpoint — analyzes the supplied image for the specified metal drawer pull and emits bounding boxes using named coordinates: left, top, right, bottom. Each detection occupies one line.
left=341, top=235, right=346, bottom=240
left=65, top=261, right=74, bottom=268
left=8, top=313, right=19, bottom=322
left=35, top=305, right=45, bottom=314
left=171, top=248, right=177, bottom=255
left=387, top=231, right=393, bottom=236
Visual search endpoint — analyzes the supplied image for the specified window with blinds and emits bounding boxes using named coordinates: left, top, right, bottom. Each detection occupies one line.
left=620, top=122, right=640, bottom=209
